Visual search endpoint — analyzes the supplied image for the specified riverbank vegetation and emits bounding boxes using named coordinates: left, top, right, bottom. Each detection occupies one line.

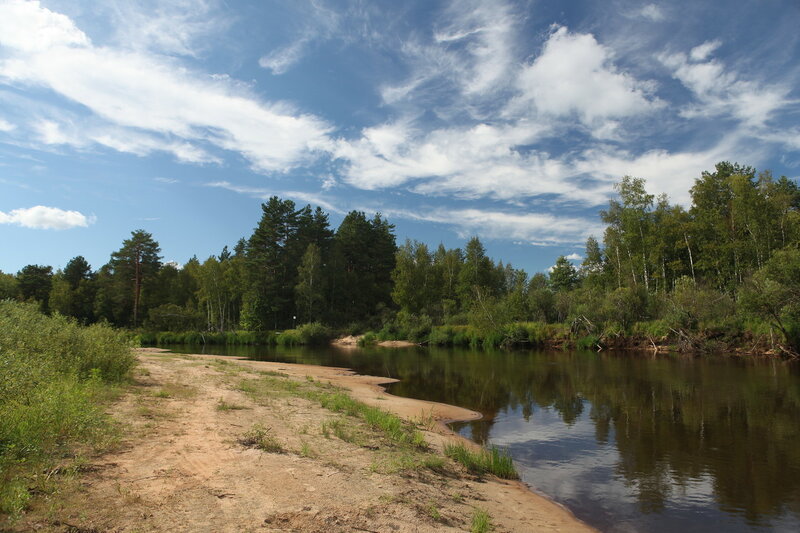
left=2, top=162, right=799, bottom=356
left=0, top=301, right=135, bottom=516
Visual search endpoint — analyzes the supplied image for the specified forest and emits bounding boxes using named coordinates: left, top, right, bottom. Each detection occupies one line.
left=2, top=161, right=800, bottom=355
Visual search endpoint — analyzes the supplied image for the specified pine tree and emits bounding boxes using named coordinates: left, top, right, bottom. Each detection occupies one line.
left=109, top=230, right=162, bottom=327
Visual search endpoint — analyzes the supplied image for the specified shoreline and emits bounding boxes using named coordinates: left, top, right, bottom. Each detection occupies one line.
left=139, top=347, right=594, bottom=532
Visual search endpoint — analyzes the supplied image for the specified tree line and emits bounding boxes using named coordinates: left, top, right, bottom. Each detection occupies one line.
left=0, top=198, right=397, bottom=332
left=2, top=161, right=799, bottom=353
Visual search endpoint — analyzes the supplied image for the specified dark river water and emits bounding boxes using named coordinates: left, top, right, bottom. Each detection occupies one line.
left=166, top=344, right=800, bottom=532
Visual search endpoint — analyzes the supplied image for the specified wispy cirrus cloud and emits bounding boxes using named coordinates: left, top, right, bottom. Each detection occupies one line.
left=660, top=43, right=792, bottom=127
left=378, top=206, right=604, bottom=245
left=0, top=117, right=15, bottom=132
left=0, top=0, right=331, bottom=172
left=206, top=181, right=343, bottom=214
left=0, top=205, right=95, bottom=229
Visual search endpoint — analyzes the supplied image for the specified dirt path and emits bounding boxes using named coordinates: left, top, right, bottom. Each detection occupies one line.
left=15, top=349, right=594, bottom=533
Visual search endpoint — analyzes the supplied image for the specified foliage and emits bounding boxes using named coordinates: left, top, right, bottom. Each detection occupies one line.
left=549, top=256, right=579, bottom=292
left=0, top=301, right=134, bottom=516
left=145, top=303, right=203, bottom=332
left=108, top=230, right=162, bottom=327
left=740, top=248, right=800, bottom=353
left=16, top=264, right=53, bottom=312
left=7, top=163, right=800, bottom=356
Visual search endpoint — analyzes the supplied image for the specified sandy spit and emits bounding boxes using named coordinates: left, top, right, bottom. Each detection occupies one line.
left=13, top=348, right=594, bottom=533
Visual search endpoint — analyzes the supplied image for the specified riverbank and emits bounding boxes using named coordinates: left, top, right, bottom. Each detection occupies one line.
left=9, top=348, right=593, bottom=532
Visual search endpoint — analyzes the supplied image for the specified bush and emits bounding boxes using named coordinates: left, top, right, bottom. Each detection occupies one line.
left=357, top=331, right=378, bottom=346
left=296, top=322, right=333, bottom=345
left=0, top=301, right=133, bottom=516
left=275, top=329, right=301, bottom=346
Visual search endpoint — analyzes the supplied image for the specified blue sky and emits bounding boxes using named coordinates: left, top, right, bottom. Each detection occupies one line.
left=1, top=0, right=799, bottom=275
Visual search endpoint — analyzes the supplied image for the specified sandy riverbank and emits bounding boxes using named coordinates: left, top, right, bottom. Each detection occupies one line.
left=14, top=348, right=593, bottom=532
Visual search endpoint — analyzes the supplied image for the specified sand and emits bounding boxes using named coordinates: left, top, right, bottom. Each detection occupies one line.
left=14, top=348, right=594, bottom=533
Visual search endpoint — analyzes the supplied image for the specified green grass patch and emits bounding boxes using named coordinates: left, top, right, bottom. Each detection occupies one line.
left=444, top=442, right=518, bottom=479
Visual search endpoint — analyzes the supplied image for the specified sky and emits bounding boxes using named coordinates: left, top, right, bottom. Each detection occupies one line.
left=1, top=0, right=799, bottom=275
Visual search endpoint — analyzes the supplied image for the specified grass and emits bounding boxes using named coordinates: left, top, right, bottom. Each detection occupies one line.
left=471, top=508, right=491, bottom=533
left=371, top=452, right=446, bottom=475
left=238, top=424, right=284, bottom=453
left=427, top=502, right=442, bottom=521
left=0, top=301, right=134, bottom=518
left=298, top=441, right=315, bottom=458
left=152, top=383, right=196, bottom=399
left=444, top=443, right=518, bottom=479
left=235, top=367, right=446, bottom=477
left=321, top=419, right=362, bottom=445
left=309, top=390, right=427, bottom=448
left=216, top=399, right=248, bottom=411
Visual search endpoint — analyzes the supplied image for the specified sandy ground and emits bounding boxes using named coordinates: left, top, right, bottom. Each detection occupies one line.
left=13, top=349, right=594, bottom=533
left=331, top=336, right=419, bottom=348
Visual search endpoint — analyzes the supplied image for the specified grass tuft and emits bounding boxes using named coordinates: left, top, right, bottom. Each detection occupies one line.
left=238, top=424, right=284, bottom=453
left=216, top=398, right=248, bottom=411
left=471, top=508, right=491, bottom=533
left=444, top=442, right=518, bottom=479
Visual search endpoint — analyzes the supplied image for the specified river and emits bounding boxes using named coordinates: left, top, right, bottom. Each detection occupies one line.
left=166, top=344, right=800, bottom=532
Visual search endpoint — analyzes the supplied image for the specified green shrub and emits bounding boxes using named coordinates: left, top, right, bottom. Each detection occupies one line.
left=428, top=326, right=455, bottom=346
left=575, top=334, right=602, bottom=350
left=358, top=331, right=378, bottom=346
left=631, top=320, right=671, bottom=338
left=296, top=322, right=333, bottom=345
left=0, top=301, right=133, bottom=516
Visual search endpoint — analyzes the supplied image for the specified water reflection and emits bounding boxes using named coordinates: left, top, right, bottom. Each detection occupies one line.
left=168, top=344, right=800, bottom=532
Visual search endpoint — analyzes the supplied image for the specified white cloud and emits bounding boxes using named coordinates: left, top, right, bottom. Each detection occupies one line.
left=0, top=205, right=95, bottom=229
left=565, top=253, right=583, bottom=261
left=336, top=120, right=581, bottom=198
left=434, top=0, right=516, bottom=96
left=383, top=207, right=604, bottom=245
left=378, top=0, right=517, bottom=110
left=638, top=4, right=665, bottom=22
left=0, top=0, right=331, bottom=172
left=320, top=174, right=337, bottom=190
left=259, top=37, right=311, bottom=75
left=31, top=118, right=220, bottom=164
left=661, top=46, right=791, bottom=127
left=0, top=117, right=15, bottom=132
left=206, top=181, right=342, bottom=213
left=335, top=119, right=618, bottom=205
left=0, top=0, right=89, bottom=52
left=154, top=177, right=179, bottom=184
left=689, top=40, right=721, bottom=62
left=257, top=1, right=344, bottom=75
left=508, top=26, right=661, bottom=128
left=102, top=0, right=224, bottom=57
left=573, top=134, right=752, bottom=205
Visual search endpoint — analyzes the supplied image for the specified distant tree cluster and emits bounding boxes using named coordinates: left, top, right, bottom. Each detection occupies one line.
left=1, top=199, right=397, bottom=332
left=2, top=162, right=800, bottom=353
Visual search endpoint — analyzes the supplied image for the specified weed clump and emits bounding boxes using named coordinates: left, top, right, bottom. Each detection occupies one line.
left=238, top=424, right=284, bottom=453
